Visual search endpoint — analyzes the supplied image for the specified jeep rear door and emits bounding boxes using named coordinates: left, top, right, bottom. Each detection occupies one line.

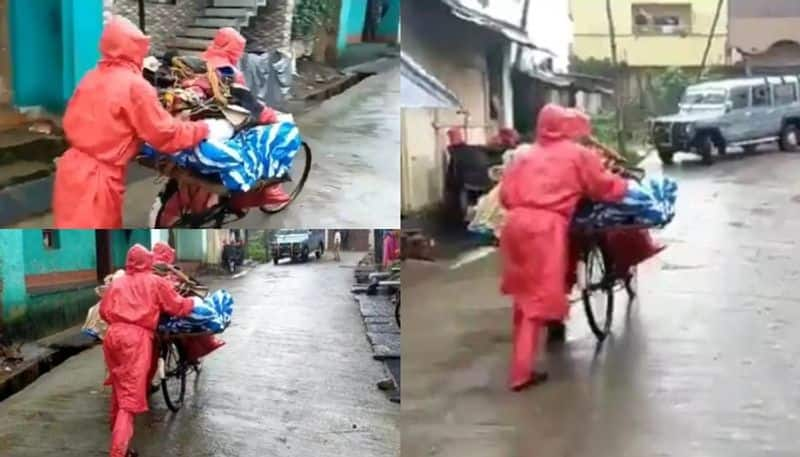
left=749, top=83, right=777, bottom=140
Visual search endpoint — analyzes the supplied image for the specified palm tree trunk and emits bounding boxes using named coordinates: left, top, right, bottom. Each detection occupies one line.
left=605, top=0, right=626, bottom=155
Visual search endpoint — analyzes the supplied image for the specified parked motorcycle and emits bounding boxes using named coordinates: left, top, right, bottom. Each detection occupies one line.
left=221, top=242, right=244, bottom=274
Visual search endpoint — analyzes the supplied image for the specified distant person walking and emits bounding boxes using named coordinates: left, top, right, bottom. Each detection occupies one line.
left=333, top=231, right=342, bottom=261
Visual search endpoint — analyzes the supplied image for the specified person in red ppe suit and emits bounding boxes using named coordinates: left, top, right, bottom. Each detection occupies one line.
left=152, top=242, right=225, bottom=368
left=200, top=27, right=290, bottom=210
left=100, top=244, right=196, bottom=457
left=499, top=104, right=629, bottom=391
left=52, top=16, right=213, bottom=229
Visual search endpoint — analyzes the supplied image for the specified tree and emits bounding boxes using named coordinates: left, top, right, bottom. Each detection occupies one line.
left=605, top=0, right=626, bottom=155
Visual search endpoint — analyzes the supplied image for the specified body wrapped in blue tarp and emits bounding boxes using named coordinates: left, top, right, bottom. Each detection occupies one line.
left=141, top=122, right=302, bottom=193
left=573, top=176, right=678, bottom=230
left=159, top=289, right=234, bottom=334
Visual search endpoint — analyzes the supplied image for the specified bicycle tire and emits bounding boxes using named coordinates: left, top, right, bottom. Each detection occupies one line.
left=581, top=245, right=614, bottom=342
left=161, top=342, right=187, bottom=412
left=260, top=141, right=313, bottom=215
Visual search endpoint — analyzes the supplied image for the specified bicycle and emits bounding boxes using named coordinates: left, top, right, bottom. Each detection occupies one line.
left=156, top=331, right=209, bottom=412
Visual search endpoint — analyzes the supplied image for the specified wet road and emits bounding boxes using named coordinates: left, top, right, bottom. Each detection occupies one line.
left=403, top=149, right=800, bottom=456
left=0, top=252, right=399, bottom=457
left=12, top=64, right=400, bottom=229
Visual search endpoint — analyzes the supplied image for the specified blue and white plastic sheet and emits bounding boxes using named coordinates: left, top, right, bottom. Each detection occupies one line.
left=141, top=122, right=302, bottom=192
left=573, top=176, right=678, bottom=229
left=159, top=289, right=234, bottom=334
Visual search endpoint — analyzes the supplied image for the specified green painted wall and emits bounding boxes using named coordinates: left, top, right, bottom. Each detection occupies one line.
left=111, top=230, right=152, bottom=269
left=8, top=0, right=103, bottom=112
left=337, top=0, right=368, bottom=52
left=1, top=229, right=149, bottom=341
left=377, top=0, right=400, bottom=40
left=175, top=230, right=206, bottom=261
left=0, top=230, right=26, bottom=321
left=22, top=230, right=96, bottom=276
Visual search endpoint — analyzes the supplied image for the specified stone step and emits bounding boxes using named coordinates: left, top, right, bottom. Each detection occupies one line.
left=193, top=16, right=242, bottom=28
left=204, top=7, right=256, bottom=18
left=213, top=0, right=259, bottom=7
left=182, top=27, right=220, bottom=39
left=171, top=36, right=212, bottom=51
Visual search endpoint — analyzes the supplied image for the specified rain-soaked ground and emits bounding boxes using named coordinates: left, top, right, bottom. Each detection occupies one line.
left=11, top=63, right=400, bottom=229
left=0, top=252, right=399, bottom=457
left=403, top=148, right=800, bottom=456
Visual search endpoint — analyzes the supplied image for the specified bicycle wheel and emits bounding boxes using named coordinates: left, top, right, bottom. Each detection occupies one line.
left=581, top=245, right=615, bottom=341
left=260, top=142, right=313, bottom=214
left=160, top=341, right=187, bottom=412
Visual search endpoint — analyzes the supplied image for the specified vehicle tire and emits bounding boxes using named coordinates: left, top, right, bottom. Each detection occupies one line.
left=695, top=133, right=720, bottom=166
left=301, top=246, right=310, bottom=262
left=582, top=245, right=615, bottom=342
left=779, top=124, right=800, bottom=152
left=273, top=256, right=279, bottom=265
left=656, top=147, right=675, bottom=165
left=161, top=342, right=187, bottom=412
left=259, top=142, right=313, bottom=215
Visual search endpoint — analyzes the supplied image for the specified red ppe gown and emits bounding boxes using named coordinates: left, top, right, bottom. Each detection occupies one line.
left=52, top=17, right=209, bottom=229
left=152, top=242, right=226, bottom=362
left=100, top=244, right=194, bottom=456
left=499, top=104, right=628, bottom=390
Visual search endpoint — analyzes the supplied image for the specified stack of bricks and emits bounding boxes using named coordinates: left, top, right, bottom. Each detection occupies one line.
left=241, top=0, right=295, bottom=54
left=110, top=0, right=210, bottom=54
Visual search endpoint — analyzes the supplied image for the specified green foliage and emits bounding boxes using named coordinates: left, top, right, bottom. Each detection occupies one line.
left=292, top=0, right=339, bottom=41
left=246, top=240, right=268, bottom=263
left=648, top=67, right=692, bottom=115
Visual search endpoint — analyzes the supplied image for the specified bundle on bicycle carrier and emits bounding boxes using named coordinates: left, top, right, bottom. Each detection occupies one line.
left=159, top=289, right=234, bottom=335
left=139, top=54, right=303, bottom=193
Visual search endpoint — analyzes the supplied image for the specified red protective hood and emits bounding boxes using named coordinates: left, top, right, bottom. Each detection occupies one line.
left=152, top=242, right=176, bottom=264
left=99, top=16, right=150, bottom=71
left=125, top=244, right=153, bottom=274
left=536, top=104, right=592, bottom=144
left=202, top=27, right=246, bottom=68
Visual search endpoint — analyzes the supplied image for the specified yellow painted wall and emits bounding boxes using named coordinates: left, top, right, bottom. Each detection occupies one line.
left=572, top=0, right=728, bottom=67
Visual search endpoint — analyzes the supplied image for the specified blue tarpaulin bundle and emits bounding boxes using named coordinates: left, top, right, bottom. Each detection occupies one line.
left=141, top=122, right=302, bottom=192
left=159, top=289, right=234, bottom=334
left=573, top=176, right=678, bottom=230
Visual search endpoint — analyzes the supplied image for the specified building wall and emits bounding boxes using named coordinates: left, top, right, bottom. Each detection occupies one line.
left=377, top=0, right=400, bottom=42
left=571, top=0, right=728, bottom=67
left=242, top=0, right=295, bottom=53
left=112, top=0, right=208, bottom=54
left=110, top=230, right=152, bottom=269
left=8, top=0, right=103, bottom=112
left=174, top=229, right=206, bottom=261
left=1, top=229, right=146, bottom=341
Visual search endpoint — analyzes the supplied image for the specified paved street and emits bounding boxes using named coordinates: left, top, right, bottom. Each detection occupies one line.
left=403, top=149, right=800, bottom=456
left=12, top=64, right=400, bottom=229
left=0, top=252, right=399, bottom=457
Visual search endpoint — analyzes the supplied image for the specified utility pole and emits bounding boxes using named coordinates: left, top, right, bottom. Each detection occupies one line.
left=137, top=0, right=146, bottom=32
left=605, top=0, right=626, bottom=155
left=698, top=0, right=725, bottom=82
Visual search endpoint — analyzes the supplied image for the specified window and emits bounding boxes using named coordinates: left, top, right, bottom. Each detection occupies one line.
left=632, top=4, right=692, bottom=35
left=729, top=87, right=750, bottom=109
left=752, top=85, right=772, bottom=107
left=42, top=230, right=60, bottom=250
left=774, top=82, right=797, bottom=105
